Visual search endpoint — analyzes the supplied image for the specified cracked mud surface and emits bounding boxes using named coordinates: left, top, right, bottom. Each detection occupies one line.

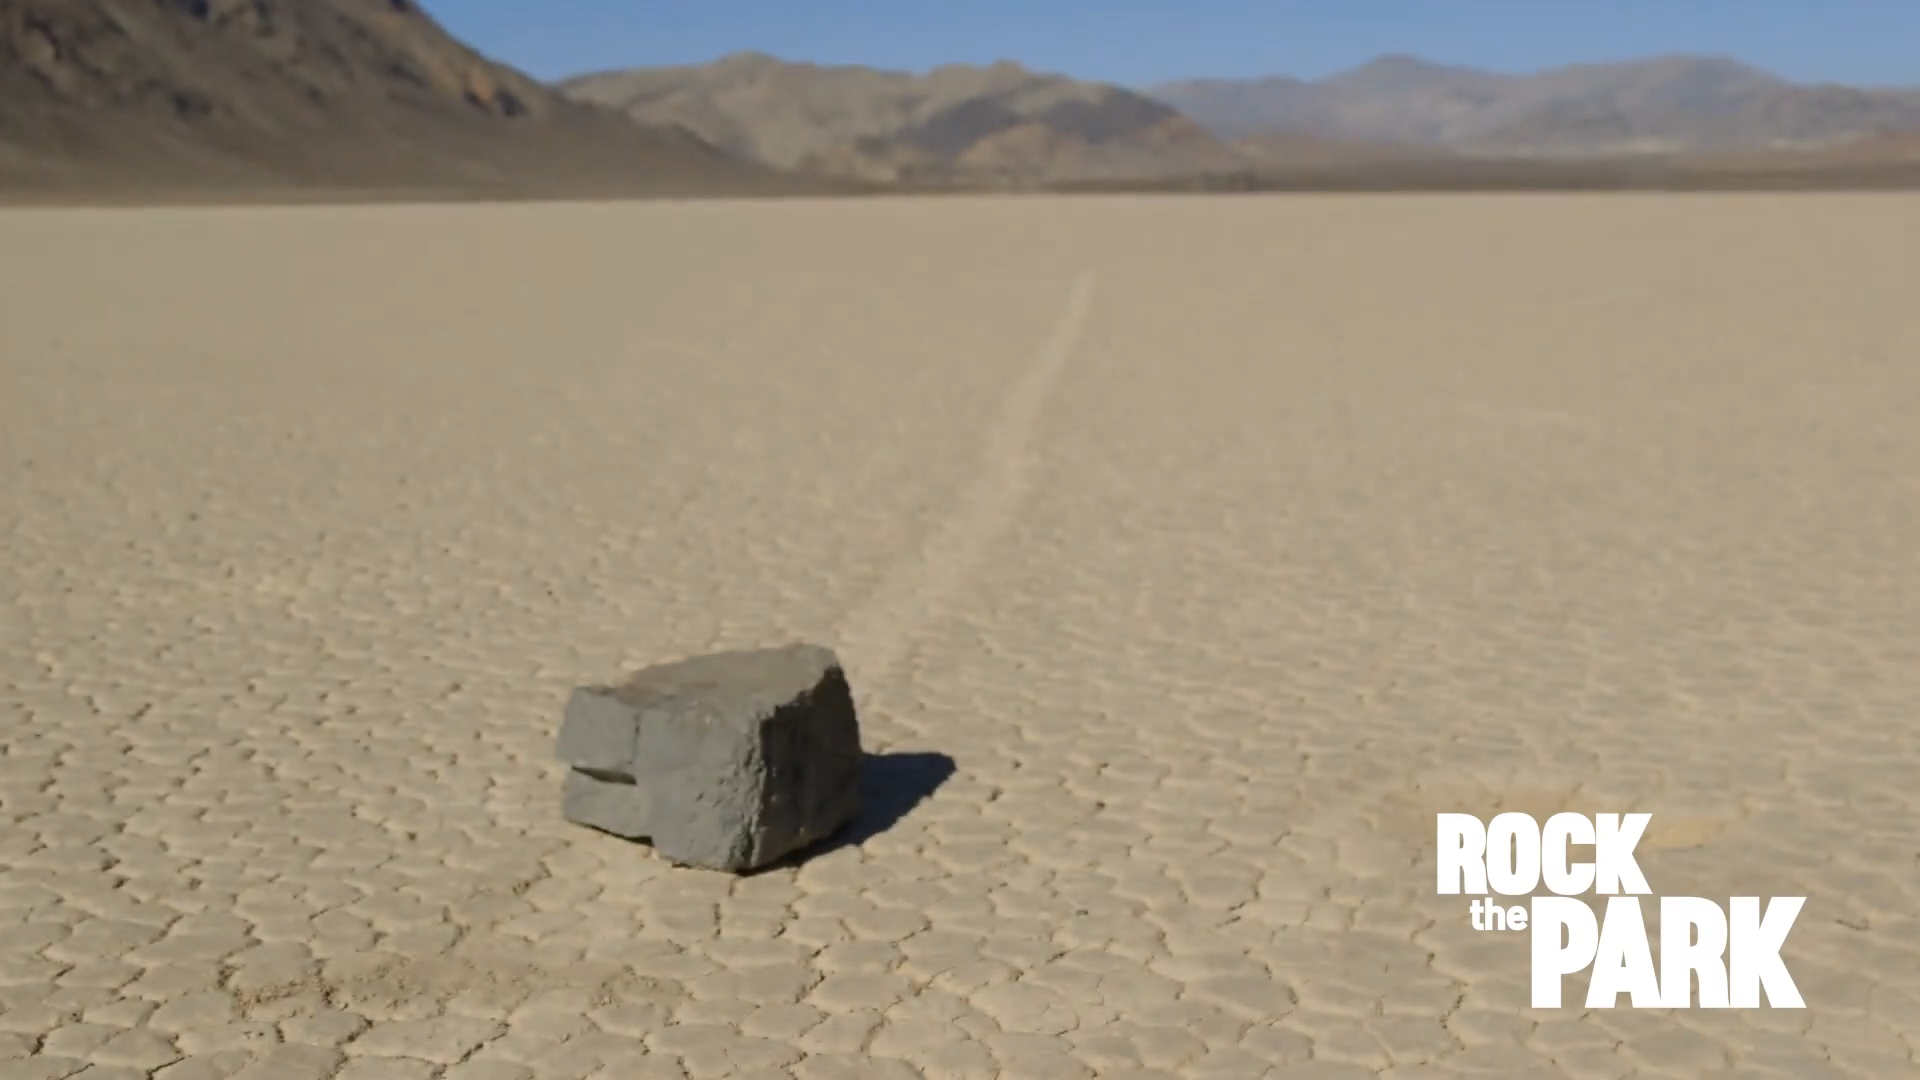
left=2, top=195, right=1917, bottom=1078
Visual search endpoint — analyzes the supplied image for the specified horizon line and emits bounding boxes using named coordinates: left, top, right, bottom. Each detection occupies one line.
left=546, top=48, right=1920, bottom=92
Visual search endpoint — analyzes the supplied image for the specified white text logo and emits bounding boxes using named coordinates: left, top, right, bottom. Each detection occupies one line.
left=1436, top=813, right=1805, bottom=1008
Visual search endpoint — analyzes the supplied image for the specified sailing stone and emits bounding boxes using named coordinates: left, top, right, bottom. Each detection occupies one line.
left=555, top=643, right=865, bottom=872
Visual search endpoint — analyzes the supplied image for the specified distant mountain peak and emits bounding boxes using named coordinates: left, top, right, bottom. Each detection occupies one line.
left=1322, top=53, right=1500, bottom=90
left=1618, top=53, right=1782, bottom=76
left=712, top=50, right=786, bottom=71
left=1348, top=53, right=1478, bottom=76
left=1147, top=53, right=1920, bottom=153
left=561, top=54, right=1246, bottom=184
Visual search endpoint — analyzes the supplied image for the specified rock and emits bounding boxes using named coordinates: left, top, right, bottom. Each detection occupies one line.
left=555, top=643, right=864, bottom=872
left=560, top=768, right=650, bottom=839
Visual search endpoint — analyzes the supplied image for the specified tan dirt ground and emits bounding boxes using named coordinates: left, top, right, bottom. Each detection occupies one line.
left=2, top=194, right=1917, bottom=1079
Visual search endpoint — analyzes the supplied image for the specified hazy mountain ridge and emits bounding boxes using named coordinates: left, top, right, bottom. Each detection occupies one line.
left=559, top=52, right=1247, bottom=185
left=1149, top=54, right=1920, bottom=156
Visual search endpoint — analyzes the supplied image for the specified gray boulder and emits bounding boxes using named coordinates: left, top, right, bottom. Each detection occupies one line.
left=555, top=643, right=864, bottom=872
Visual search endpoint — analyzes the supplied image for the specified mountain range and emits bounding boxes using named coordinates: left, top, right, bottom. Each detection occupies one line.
left=559, top=52, right=1246, bottom=186
left=1149, top=55, right=1920, bottom=157
left=564, top=51, right=1920, bottom=184
left=5, top=2, right=1920, bottom=201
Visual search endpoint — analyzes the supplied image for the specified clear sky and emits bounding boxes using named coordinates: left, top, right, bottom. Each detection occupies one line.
left=429, top=0, right=1920, bottom=88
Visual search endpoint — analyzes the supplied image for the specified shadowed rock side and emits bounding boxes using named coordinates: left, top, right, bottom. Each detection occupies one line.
left=559, top=52, right=1249, bottom=186
left=0, top=0, right=832, bottom=199
left=1150, top=54, right=1920, bottom=157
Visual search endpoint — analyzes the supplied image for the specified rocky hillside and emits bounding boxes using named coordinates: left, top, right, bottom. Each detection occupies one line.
left=0, top=0, right=811, bottom=197
left=560, top=52, right=1249, bottom=185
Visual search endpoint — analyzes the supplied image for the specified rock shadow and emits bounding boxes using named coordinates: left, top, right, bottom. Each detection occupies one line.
left=757, top=750, right=956, bottom=872
left=843, top=750, right=957, bottom=846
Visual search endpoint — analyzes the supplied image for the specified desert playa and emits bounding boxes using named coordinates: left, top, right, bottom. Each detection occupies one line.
left=3, top=194, right=1917, bottom=1078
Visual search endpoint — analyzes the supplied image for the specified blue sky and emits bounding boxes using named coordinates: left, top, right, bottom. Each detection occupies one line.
left=431, top=1, right=1920, bottom=88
